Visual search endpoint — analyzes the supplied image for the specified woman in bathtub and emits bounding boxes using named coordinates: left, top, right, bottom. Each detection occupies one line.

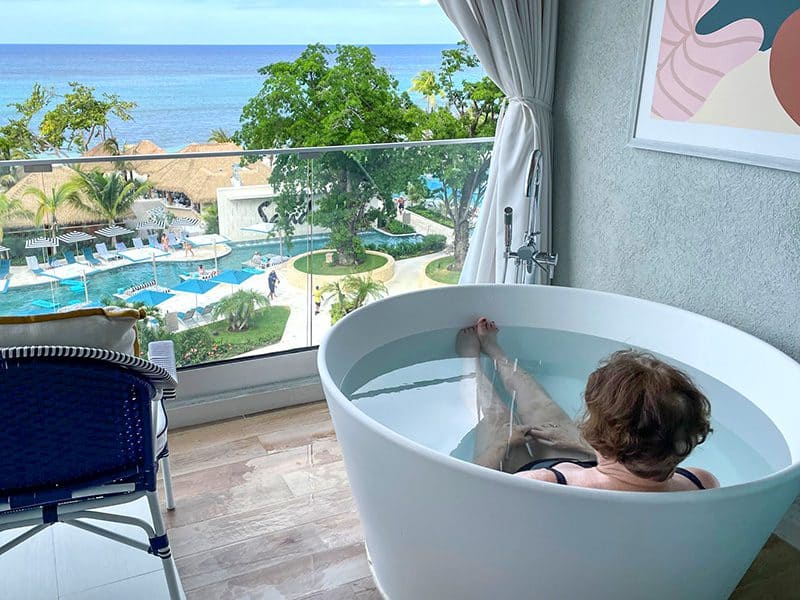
left=455, top=317, right=719, bottom=491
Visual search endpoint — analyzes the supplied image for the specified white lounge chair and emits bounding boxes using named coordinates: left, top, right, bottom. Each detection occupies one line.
left=95, top=243, right=120, bottom=262
left=25, top=255, right=50, bottom=275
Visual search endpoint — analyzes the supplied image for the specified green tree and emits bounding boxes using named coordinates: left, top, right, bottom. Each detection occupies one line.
left=23, top=181, right=82, bottom=239
left=39, top=82, right=136, bottom=153
left=208, top=128, right=232, bottom=143
left=71, top=169, right=152, bottom=228
left=0, top=82, right=136, bottom=161
left=202, top=202, right=219, bottom=234
left=410, top=42, right=503, bottom=268
left=322, top=274, right=387, bottom=324
left=410, top=70, right=443, bottom=113
left=236, top=44, right=421, bottom=265
left=0, top=84, right=52, bottom=162
left=100, top=137, right=135, bottom=181
left=212, top=289, right=270, bottom=331
left=0, top=193, right=32, bottom=242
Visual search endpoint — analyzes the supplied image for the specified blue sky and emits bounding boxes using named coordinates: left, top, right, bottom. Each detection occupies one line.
left=2, top=0, right=461, bottom=45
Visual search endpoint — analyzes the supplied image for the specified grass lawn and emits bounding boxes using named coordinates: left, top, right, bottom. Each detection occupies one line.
left=426, top=256, right=461, bottom=284
left=294, top=251, right=388, bottom=275
left=206, top=306, right=290, bottom=348
left=173, top=306, right=290, bottom=364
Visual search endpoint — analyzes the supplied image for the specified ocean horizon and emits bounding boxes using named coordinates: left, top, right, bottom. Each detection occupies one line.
left=0, top=44, right=483, bottom=153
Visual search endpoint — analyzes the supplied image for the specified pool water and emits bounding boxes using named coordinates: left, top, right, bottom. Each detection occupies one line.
left=342, top=327, right=786, bottom=487
left=0, top=231, right=419, bottom=315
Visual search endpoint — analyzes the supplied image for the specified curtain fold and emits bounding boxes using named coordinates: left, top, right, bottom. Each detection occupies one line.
left=437, top=0, right=559, bottom=284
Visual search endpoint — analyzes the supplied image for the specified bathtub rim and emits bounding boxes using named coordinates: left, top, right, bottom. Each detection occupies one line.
left=318, top=284, right=800, bottom=502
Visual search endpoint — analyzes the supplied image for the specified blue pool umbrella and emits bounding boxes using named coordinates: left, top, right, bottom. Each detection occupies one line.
left=210, top=269, right=254, bottom=286
left=173, top=277, right=219, bottom=307
left=173, top=278, right=219, bottom=294
left=127, top=289, right=174, bottom=306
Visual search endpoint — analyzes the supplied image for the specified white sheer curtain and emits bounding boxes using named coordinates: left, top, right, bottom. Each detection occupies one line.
left=438, top=0, right=559, bottom=284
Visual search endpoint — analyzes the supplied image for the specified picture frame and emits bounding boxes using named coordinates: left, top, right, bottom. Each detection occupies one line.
left=629, top=0, right=800, bottom=174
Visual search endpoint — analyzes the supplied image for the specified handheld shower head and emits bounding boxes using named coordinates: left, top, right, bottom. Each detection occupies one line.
left=525, top=149, right=542, bottom=198
left=504, top=206, right=513, bottom=251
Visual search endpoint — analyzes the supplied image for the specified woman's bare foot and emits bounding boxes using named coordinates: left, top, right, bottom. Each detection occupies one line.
left=476, top=317, right=504, bottom=360
left=455, top=325, right=481, bottom=358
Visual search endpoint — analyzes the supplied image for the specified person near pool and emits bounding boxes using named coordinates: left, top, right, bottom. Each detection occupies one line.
left=313, top=285, right=322, bottom=315
left=454, top=317, right=719, bottom=491
left=161, top=233, right=170, bottom=253
left=197, top=264, right=205, bottom=278
left=268, top=269, right=280, bottom=300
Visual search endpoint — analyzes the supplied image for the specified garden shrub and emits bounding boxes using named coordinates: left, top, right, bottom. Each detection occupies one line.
left=173, top=327, right=233, bottom=366
left=384, top=219, right=416, bottom=235
left=407, top=206, right=454, bottom=228
left=365, top=234, right=446, bottom=259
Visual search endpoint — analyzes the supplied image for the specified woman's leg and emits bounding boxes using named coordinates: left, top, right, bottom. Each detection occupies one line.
left=456, top=326, right=532, bottom=471
left=475, top=318, right=594, bottom=460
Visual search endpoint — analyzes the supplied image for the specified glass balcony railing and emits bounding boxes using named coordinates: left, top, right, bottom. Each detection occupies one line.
left=0, top=138, right=492, bottom=368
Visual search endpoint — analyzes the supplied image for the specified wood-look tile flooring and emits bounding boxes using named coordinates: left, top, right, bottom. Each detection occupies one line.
left=164, top=401, right=800, bottom=599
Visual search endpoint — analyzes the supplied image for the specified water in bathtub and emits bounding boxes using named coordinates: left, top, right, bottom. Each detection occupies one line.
left=341, top=327, right=784, bottom=487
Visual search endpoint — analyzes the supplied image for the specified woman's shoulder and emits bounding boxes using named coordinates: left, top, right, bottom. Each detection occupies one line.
left=514, top=469, right=559, bottom=484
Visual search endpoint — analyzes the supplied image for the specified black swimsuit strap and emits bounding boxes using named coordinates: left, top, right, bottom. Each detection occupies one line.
left=674, top=467, right=705, bottom=489
left=516, top=458, right=598, bottom=485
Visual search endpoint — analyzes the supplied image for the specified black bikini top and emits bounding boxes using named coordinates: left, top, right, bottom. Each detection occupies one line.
left=517, top=458, right=705, bottom=489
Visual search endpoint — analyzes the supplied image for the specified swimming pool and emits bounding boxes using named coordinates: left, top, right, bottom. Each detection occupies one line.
left=0, top=231, right=420, bottom=315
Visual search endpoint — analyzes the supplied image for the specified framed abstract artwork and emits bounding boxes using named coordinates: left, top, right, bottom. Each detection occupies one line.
left=631, top=0, right=800, bottom=173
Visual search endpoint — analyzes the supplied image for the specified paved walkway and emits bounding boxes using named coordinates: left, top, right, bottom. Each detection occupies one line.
left=235, top=250, right=451, bottom=357
left=405, top=210, right=454, bottom=242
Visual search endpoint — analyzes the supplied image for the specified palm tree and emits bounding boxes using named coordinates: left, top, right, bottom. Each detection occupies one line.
left=212, top=289, right=269, bottom=331
left=342, top=275, right=387, bottom=310
left=102, top=137, right=135, bottom=181
left=321, top=275, right=387, bottom=323
left=71, top=169, right=151, bottom=244
left=23, top=181, right=81, bottom=239
left=208, top=129, right=232, bottom=143
left=0, top=192, right=32, bottom=242
left=410, top=70, right=443, bottom=113
left=321, top=279, right=348, bottom=310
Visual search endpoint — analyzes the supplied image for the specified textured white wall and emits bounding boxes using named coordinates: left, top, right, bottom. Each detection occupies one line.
left=552, top=0, right=800, bottom=361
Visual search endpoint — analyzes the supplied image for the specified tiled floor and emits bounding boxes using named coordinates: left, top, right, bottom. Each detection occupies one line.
left=4, top=401, right=799, bottom=598
left=1, top=495, right=176, bottom=599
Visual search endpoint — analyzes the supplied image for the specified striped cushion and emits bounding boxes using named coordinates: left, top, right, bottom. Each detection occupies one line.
left=0, top=307, right=145, bottom=355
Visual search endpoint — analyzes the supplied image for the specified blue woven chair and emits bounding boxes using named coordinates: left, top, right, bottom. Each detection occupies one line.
left=0, top=346, right=184, bottom=599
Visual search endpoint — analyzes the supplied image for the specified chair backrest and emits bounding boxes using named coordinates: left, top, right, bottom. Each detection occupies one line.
left=182, top=308, right=195, bottom=320
left=115, top=242, right=127, bottom=252
left=83, top=247, right=97, bottom=261
left=63, top=250, right=76, bottom=264
left=0, top=347, right=175, bottom=508
left=148, top=235, right=159, bottom=247
left=0, top=259, right=9, bottom=276
left=25, top=256, right=40, bottom=270
left=168, top=233, right=178, bottom=245
left=133, top=238, right=144, bottom=249
left=96, top=243, right=110, bottom=256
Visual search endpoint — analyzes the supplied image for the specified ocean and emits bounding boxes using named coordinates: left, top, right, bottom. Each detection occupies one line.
left=0, top=44, right=483, bottom=153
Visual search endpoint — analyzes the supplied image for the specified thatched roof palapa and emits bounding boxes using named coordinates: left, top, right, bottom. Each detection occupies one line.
left=4, top=166, right=102, bottom=228
left=134, top=142, right=272, bottom=205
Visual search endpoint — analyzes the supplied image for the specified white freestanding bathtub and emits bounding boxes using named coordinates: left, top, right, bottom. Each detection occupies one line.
left=317, top=285, right=800, bottom=600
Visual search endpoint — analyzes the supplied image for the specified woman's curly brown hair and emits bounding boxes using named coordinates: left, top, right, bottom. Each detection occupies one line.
left=578, top=350, right=712, bottom=481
